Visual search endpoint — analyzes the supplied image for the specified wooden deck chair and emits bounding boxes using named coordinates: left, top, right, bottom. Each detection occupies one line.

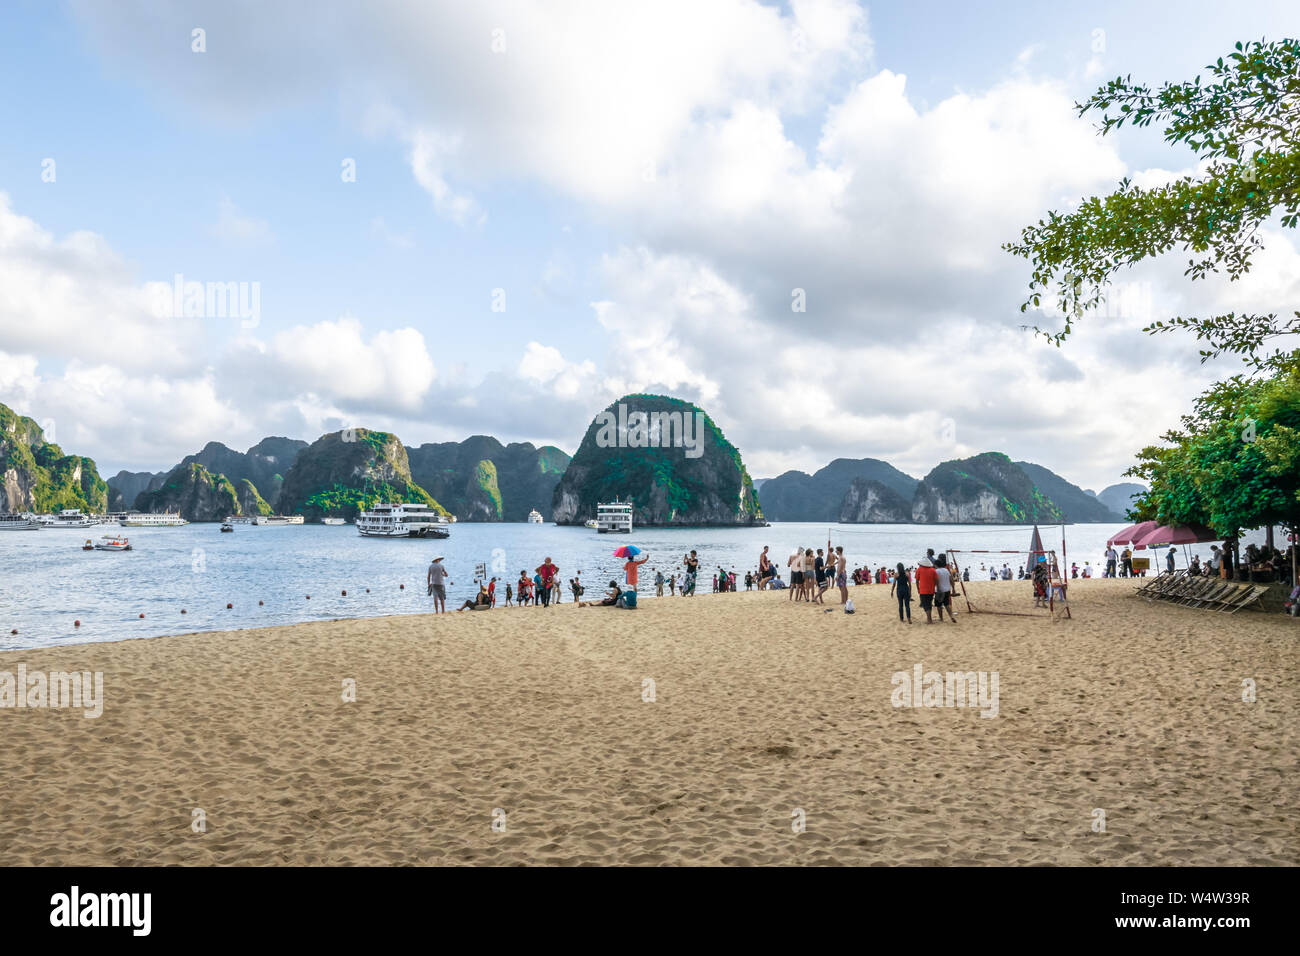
left=1171, top=577, right=1212, bottom=605
left=1185, top=581, right=1234, bottom=609
left=1220, top=585, right=1269, bottom=614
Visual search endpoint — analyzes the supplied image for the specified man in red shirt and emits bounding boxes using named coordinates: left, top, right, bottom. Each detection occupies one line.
left=535, top=557, right=559, bottom=607
left=915, top=558, right=938, bottom=624
left=623, top=551, right=649, bottom=589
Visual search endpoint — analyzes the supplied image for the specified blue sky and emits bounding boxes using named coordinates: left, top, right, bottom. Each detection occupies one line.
left=0, top=1, right=1295, bottom=488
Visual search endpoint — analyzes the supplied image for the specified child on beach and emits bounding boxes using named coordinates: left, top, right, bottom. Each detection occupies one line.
left=891, top=562, right=912, bottom=623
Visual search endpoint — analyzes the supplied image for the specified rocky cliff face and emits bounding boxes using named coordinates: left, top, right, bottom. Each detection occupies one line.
left=1, top=402, right=109, bottom=513
left=912, top=452, right=1064, bottom=524
left=551, top=394, right=762, bottom=526
left=236, top=478, right=272, bottom=517
left=760, top=458, right=918, bottom=521
left=1015, top=461, right=1122, bottom=522
left=177, top=436, right=306, bottom=508
left=459, top=459, right=503, bottom=521
left=1097, top=482, right=1147, bottom=518
left=838, top=478, right=912, bottom=523
left=278, top=429, right=445, bottom=520
left=107, top=470, right=164, bottom=511
left=406, top=436, right=570, bottom=521
left=133, top=463, right=238, bottom=521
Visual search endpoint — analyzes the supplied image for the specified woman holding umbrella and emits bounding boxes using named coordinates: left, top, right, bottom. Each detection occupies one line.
left=615, top=545, right=650, bottom=592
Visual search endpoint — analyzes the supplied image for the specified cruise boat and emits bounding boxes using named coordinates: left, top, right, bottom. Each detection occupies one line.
left=119, top=511, right=189, bottom=527
left=321, top=517, right=346, bottom=525
left=0, top=513, right=41, bottom=531
left=251, top=514, right=305, bottom=526
left=595, top=500, right=633, bottom=534
left=224, top=515, right=252, bottom=524
left=527, top=509, right=544, bottom=524
left=41, top=509, right=100, bottom=529
left=92, top=534, right=132, bottom=551
left=356, top=502, right=451, bottom=538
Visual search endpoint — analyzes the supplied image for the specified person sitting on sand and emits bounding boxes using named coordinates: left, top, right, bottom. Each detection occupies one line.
left=580, top=580, right=622, bottom=607
left=457, top=585, right=491, bottom=611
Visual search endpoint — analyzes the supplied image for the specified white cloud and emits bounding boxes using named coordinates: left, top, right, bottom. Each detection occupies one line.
left=212, top=197, right=272, bottom=244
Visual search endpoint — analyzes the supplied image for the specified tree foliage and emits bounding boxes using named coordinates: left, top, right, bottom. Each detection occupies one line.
left=1005, top=38, right=1300, bottom=369
left=1126, top=357, right=1300, bottom=533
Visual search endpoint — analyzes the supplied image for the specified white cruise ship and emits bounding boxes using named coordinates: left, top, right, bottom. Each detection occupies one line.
left=40, top=509, right=101, bottom=528
left=0, top=513, right=41, bottom=531
left=595, top=500, right=633, bottom=534
left=321, top=517, right=345, bottom=525
left=356, top=502, right=450, bottom=538
left=251, top=514, right=305, bottom=526
left=119, top=511, right=189, bottom=527
left=527, top=509, right=544, bottom=524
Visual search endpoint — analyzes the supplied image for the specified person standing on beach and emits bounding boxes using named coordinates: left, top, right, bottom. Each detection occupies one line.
left=624, top=551, right=649, bottom=591
left=758, top=546, right=772, bottom=589
left=1166, top=547, right=1177, bottom=575
left=787, top=546, right=803, bottom=601
left=487, top=577, right=497, bottom=607
left=427, top=556, right=449, bottom=613
left=933, top=554, right=957, bottom=623
left=504, top=581, right=513, bottom=607
left=536, top=557, right=559, bottom=607
left=683, top=550, right=700, bottom=596
left=891, top=561, right=912, bottom=623
left=916, top=558, right=937, bottom=624
left=1105, top=546, right=1118, bottom=578
left=1121, top=547, right=1133, bottom=577
left=655, top=568, right=664, bottom=597
left=834, top=545, right=849, bottom=603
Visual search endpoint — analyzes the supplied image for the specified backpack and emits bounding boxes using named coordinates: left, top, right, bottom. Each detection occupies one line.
left=620, top=589, right=638, bottom=609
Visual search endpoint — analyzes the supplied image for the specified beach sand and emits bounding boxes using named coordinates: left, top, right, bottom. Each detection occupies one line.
left=1, top=579, right=1295, bottom=866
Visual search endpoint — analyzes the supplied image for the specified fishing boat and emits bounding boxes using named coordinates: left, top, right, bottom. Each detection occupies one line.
left=356, top=502, right=450, bottom=538
left=595, top=500, right=633, bottom=534
left=0, top=513, right=41, bottom=531
left=220, top=522, right=234, bottom=533
left=93, top=534, right=132, bottom=551
left=527, top=509, right=544, bottom=524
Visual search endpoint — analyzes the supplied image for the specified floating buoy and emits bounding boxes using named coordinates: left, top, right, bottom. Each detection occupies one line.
left=258, top=600, right=264, bottom=606
left=341, top=590, right=347, bottom=596
left=226, top=603, right=233, bottom=609
left=139, top=613, right=145, bottom=619
left=181, top=609, right=187, bottom=614
left=306, top=595, right=311, bottom=600
left=365, top=588, right=370, bottom=593
left=399, top=584, right=405, bottom=590
left=74, top=620, right=81, bottom=628
left=9, top=628, right=15, bottom=635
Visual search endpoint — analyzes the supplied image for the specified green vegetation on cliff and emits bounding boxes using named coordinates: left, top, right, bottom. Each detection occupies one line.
left=280, top=428, right=445, bottom=520
left=552, top=393, right=762, bottom=526
left=134, top=463, right=239, bottom=521
left=1, top=402, right=109, bottom=513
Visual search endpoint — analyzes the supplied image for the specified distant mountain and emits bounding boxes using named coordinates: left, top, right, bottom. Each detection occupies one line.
left=106, top=470, right=165, bottom=511
left=0, top=402, right=109, bottom=513
left=278, top=429, right=446, bottom=521
left=552, top=393, right=762, bottom=526
left=838, top=478, right=912, bottom=523
left=1015, top=462, right=1123, bottom=522
left=177, top=437, right=307, bottom=508
left=1098, top=482, right=1147, bottom=518
left=913, top=452, right=1063, bottom=524
left=759, top=458, right=918, bottom=521
left=134, top=462, right=238, bottom=521
left=406, top=436, right=571, bottom=521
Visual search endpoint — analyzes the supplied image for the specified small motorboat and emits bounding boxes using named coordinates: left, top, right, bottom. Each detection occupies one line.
left=93, top=535, right=132, bottom=551
left=82, top=539, right=94, bottom=551
left=220, top=523, right=234, bottom=532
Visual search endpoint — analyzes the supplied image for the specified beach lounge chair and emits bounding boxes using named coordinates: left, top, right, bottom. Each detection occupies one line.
left=1219, top=585, right=1269, bottom=614
left=1183, top=581, right=1235, bottom=609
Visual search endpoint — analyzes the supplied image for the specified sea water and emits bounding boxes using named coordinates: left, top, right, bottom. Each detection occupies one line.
left=0, top=521, right=1270, bottom=649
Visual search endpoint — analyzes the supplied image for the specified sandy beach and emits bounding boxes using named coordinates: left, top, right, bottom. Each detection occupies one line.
left=0, top=578, right=1295, bottom=866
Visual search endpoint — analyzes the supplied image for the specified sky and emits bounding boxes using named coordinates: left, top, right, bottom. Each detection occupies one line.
left=0, top=0, right=1296, bottom=491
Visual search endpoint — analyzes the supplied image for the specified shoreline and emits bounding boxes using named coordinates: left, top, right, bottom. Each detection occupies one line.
left=1, top=579, right=1295, bottom=866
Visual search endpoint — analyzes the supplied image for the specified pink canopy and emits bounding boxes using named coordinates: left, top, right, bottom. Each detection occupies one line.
left=1132, top=524, right=1221, bottom=550
left=1107, top=521, right=1157, bottom=547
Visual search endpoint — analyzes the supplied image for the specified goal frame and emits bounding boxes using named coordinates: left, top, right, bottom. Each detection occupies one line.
left=946, top=548, right=1072, bottom=620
